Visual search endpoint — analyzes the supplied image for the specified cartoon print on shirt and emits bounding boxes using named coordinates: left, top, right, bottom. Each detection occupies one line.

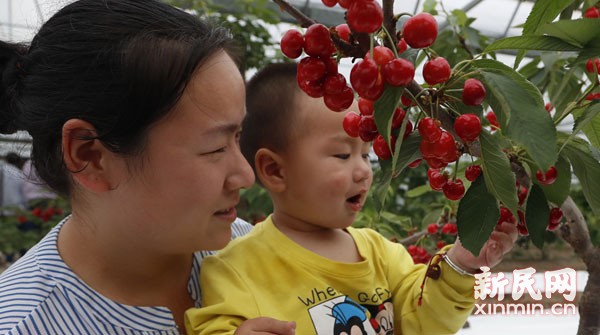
left=365, top=301, right=394, bottom=335
left=307, top=295, right=395, bottom=335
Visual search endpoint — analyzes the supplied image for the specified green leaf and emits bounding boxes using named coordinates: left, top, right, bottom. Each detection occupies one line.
left=510, top=0, right=573, bottom=68
left=405, top=184, right=431, bottom=198
left=561, top=142, right=600, bottom=215
left=422, top=0, right=438, bottom=15
left=457, top=175, right=500, bottom=257
left=573, top=101, right=600, bottom=149
left=394, top=132, right=422, bottom=174
left=485, top=36, right=581, bottom=53
left=374, top=86, right=404, bottom=147
left=542, top=18, right=600, bottom=48
left=479, top=131, right=519, bottom=215
left=525, top=184, right=551, bottom=249
left=534, top=154, right=571, bottom=206
left=472, top=59, right=558, bottom=171
left=522, top=0, right=574, bottom=35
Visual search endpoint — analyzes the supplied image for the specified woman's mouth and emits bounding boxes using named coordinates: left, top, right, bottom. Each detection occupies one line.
left=214, top=207, right=237, bottom=221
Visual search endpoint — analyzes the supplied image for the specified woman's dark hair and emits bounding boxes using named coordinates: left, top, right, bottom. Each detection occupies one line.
left=0, top=0, right=236, bottom=196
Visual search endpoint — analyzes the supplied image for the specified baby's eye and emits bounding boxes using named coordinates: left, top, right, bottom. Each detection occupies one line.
left=362, top=153, right=370, bottom=160
left=334, top=154, right=350, bottom=160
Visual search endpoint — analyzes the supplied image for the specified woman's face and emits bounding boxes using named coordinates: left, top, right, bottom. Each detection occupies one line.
left=112, top=51, right=254, bottom=253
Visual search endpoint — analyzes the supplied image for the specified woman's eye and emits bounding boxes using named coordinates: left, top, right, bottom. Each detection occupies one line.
left=205, top=147, right=226, bottom=155
left=334, top=154, right=350, bottom=159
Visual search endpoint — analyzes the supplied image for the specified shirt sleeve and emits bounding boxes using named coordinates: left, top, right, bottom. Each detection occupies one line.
left=185, top=255, right=259, bottom=335
left=384, top=240, right=476, bottom=334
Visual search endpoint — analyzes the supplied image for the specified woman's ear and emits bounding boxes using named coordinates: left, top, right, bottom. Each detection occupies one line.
left=254, top=148, right=286, bottom=193
left=62, top=119, right=112, bottom=193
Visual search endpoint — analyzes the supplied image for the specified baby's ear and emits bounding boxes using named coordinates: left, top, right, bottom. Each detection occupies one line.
left=254, top=148, right=286, bottom=193
left=61, top=119, right=113, bottom=193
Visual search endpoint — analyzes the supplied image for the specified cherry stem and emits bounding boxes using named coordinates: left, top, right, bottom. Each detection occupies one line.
left=380, top=25, right=399, bottom=58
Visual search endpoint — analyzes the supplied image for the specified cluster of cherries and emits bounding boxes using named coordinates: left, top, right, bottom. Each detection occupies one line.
left=17, top=206, right=64, bottom=224
left=282, top=2, right=569, bottom=240
left=408, top=222, right=457, bottom=264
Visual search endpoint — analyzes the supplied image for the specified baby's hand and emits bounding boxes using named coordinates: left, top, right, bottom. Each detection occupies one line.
left=446, top=221, right=518, bottom=273
left=235, top=317, right=296, bottom=335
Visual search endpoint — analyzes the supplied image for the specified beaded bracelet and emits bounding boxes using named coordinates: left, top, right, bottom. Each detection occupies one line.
left=441, top=253, right=477, bottom=277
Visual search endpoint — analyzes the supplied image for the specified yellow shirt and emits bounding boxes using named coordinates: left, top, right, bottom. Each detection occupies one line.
left=185, top=216, right=475, bottom=335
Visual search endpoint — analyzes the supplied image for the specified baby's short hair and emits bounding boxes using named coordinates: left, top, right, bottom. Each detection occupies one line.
left=242, top=62, right=303, bottom=173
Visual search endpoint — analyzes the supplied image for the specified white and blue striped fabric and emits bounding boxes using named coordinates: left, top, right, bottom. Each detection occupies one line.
left=0, top=217, right=253, bottom=335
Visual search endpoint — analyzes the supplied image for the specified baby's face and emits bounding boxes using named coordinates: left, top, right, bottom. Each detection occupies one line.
left=278, top=94, right=373, bottom=229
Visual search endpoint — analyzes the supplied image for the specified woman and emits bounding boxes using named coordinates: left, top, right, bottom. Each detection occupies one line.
left=0, top=1, right=295, bottom=334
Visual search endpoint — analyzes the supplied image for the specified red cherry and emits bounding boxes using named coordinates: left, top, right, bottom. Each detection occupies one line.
left=425, top=157, right=447, bottom=169
left=343, top=112, right=361, bottom=138
left=498, top=206, right=516, bottom=226
left=420, top=132, right=456, bottom=160
left=536, top=166, right=558, bottom=185
left=373, top=134, right=395, bottom=160
left=427, top=168, right=448, bottom=191
left=547, top=220, right=560, bottom=231
left=585, top=58, right=600, bottom=74
left=382, top=58, right=415, bottom=86
left=280, top=30, right=304, bottom=59
left=443, top=178, right=465, bottom=201
left=549, top=207, right=563, bottom=224
left=32, top=207, right=42, bottom=217
left=437, top=132, right=457, bottom=160
left=324, top=86, right=354, bottom=112
left=441, top=222, right=458, bottom=235
left=358, top=98, right=374, bottom=116
left=396, top=38, right=408, bottom=54
left=417, top=117, right=442, bottom=142
left=407, top=159, right=422, bottom=168
left=358, top=115, right=378, bottom=142
left=402, top=12, right=438, bottom=49
left=517, top=222, right=529, bottom=236
left=454, top=113, right=482, bottom=142
left=347, top=0, right=383, bottom=33
left=517, top=210, right=529, bottom=236
left=335, top=23, right=351, bottom=43
left=366, top=46, right=395, bottom=66
left=462, top=78, right=486, bottom=106
left=350, top=58, right=379, bottom=93
left=407, top=244, right=418, bottom=255
left=357, top=73, right=385, bottom=101
left=427, top=223, right=438, bottom=234
left=391, top=107, right=407, bottom=129
left=304, top=24, right=333, bottom=58
left=324, top=73, right=348, bottom=95
left=401, top=93, right=415, bottom=107
left=297, top=78, right=325, bottom=98
left=436, top=241, right=447, bottom=249
left=486, top=111, right=500, bottom=129
left=297, top=57, right=327, bottom=82
left=321, top=0, right=337, bottom=7
left=584, top=7, right=600, bottom=18
left=17, top=215, right=27, bottom=224
left=586, top=92, right=600, bottom=101
left=465, top=165, right=482, bottom=182
left=545, top=103, right=554, bottom=113
left=517, top=184, right=528, bottom=206
left=423, top=57, right=451, bottom=85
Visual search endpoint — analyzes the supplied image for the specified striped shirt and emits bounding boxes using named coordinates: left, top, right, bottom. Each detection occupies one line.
left=0, top=217, right=253, bottom=335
